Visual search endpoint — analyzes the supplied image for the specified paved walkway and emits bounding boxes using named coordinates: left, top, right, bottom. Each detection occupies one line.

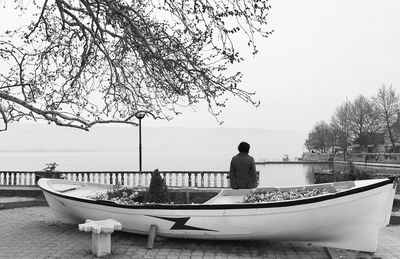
left=0, top=207, right=399, bottom=259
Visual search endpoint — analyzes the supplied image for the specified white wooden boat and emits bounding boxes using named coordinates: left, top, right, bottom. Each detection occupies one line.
left=38, top=177, right=397, bottom=252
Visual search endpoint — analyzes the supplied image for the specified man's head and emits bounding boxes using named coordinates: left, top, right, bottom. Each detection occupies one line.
left=238, top=142, right=250, bottom=154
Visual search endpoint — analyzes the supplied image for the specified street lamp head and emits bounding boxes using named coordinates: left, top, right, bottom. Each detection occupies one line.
left=135, top=112, right=145, bottom=120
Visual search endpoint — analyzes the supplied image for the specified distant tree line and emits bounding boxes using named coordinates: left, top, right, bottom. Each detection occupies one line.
left=305, top=85, right=400, bottom=154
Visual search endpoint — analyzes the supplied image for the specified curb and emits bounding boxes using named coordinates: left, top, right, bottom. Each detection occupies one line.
left=0, top=199, right=48, bottom=210
left=0, top=186, right=44, bottom=198
left=390, top=215, right=400, bottom=225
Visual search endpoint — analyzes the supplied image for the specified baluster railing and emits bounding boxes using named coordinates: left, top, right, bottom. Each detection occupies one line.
left=26, top=173, right=31, bottom=185
left=0, top=171, right=240, bottom=188
left=176, top=173, right=181, bottom=187
left=20, top=173, right=25, bottom=185
left=15, top=173, right=20, bottom=185
left=123, top=173, right=128, bottom=185
left=146, top=173, right=151, bottom=186
left=133, top=173, right=138, bottom=186
left=128, top=173, right=134, bottom=186
left=166, top=173, right=170, bottom=187
left=29, top=173, right=33, bottom=185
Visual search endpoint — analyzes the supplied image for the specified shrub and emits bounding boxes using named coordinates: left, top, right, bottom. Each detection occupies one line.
left=144, top=169, right=170, bottom=203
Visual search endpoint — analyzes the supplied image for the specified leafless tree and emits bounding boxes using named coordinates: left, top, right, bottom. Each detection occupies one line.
left=331, top=100, right=352, bottom=159
left=350, top=95, right=382, bottom=146
left=304, top=120, right=334, bottom=152
left=0, top=0, right=272, bottom=131
left=373, top=85, right=400, bottom=149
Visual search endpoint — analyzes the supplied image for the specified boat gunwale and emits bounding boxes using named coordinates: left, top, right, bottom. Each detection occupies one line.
left=38, top=178, right=396, bottom=210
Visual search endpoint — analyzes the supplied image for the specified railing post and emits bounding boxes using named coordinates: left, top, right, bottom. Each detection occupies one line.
left=184, top=173, right=188, bottom=187
left=123, top=173, right=128, bottom=185
left=139, top=173, right=144, bottom=186
left=168, top=173, right=173, bottom=187
left=175, top=173, right=179, bottom=187
left=145, top=172, right=150, bottom=186
left=30, top=173, right=35, bottom=185
left=111, top=173, right=116, bottom=185
left=21, top=173, right=25, bottom=185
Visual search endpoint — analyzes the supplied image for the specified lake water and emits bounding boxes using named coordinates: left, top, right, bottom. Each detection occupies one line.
left=256, top=163, right=331, bottom=187
left=0, top=152, right=333, bottom=187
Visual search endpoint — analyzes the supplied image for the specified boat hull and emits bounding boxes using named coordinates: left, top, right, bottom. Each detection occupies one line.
left=38, top=178, right=397, bottom=252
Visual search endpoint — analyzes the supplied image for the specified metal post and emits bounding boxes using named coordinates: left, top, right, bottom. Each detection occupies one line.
left=139, top=117, right=142, bottom=171
left=135, top=112, right=145, bottom=172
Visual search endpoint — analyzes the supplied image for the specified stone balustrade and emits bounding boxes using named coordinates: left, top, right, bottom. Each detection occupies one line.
left=0, top=172, right=36, bottom=186
left=0, top=171, right=231, bottom=188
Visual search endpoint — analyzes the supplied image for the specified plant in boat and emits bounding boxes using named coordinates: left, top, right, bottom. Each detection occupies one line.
left=92, top=184, right=145, bottom=205
left=36, top=162, right=64, bottom=183
left=243, top=187, right=334, bottom=203
left=91, top=169, right=170, bottom=205
left=144, top=169, right=170, bottom=203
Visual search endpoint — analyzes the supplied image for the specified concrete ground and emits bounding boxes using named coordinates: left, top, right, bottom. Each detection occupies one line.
left=0, top=206, right=399, bottom=259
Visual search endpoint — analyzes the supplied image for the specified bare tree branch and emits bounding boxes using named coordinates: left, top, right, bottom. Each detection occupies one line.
left=0, top=103, right=7, bottom=132
left=0, top=0, right=272, bottom=131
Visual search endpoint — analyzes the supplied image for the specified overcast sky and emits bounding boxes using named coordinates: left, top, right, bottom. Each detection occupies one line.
left=146, top=0, right=400, bottom=134
left=1, top=0, right=400, bottom=135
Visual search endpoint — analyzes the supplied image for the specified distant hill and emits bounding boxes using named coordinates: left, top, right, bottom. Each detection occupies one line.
left=0, top=123, right=306, bottom=161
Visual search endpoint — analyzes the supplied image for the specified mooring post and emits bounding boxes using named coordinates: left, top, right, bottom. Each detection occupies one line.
left=147, top=224, right=157, bottom=249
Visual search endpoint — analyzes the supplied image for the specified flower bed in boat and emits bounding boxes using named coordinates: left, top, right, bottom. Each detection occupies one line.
left=91, top=184, right=336, bottom=205
left=243, top=187, right=334, bottom=203
left=90, top=185, right=217, bottom=205
left=92, top=185, right=146, bottom=205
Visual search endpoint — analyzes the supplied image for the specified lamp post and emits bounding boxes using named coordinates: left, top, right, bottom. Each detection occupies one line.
left=135, top=112, right=145, bottom=171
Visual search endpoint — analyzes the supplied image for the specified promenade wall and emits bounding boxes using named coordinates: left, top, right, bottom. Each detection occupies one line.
left=314, top=161, right=400, bottom=193
left=303, top=152, right=400, bottom=164
left=302, top=152, right=333, bottom=161
left=335, top=153, right=400, bottom=164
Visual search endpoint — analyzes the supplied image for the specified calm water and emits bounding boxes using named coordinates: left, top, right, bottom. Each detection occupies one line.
left=256, top=163, right=331, bottom=187
left=0, top=152, right=334, bottom=187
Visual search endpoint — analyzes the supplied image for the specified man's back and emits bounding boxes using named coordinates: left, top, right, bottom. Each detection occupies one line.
left=229, top=153, right=256, bottom=189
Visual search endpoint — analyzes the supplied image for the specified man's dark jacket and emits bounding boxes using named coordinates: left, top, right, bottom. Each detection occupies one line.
left=229, top=152, right=257, bottom=189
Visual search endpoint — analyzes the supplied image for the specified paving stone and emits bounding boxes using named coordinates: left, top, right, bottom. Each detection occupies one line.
left=0, top=207, right=399, bottom=258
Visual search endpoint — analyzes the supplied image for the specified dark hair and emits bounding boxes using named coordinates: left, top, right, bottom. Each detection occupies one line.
left=238, top=142, right=250, bottom=153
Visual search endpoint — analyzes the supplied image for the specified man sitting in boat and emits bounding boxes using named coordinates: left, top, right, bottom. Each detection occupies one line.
left=229, top=142, right=257, bottom=189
